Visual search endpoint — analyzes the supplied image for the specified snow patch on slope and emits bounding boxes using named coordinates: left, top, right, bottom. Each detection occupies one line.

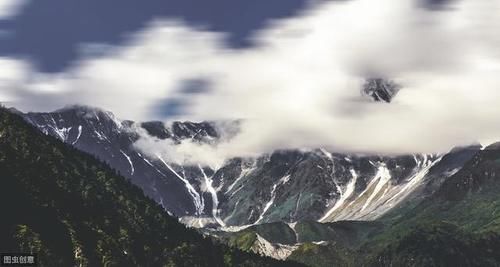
left=320, top=155, right=442, bottom=222
left=157, top=155, right=204, bottom=215
left=226, top=160, right=257, bottom=193
left=199, top=164, right=226, bottom=227
left=51, top=125, right=72, bottom=142
left=361, top=164, right=392, bottom=211
left=319, top=169, right=358, bottom=222
left=255, top=175, right=291, bottom=224
left=253, top=234, right=299, bottom=260
left=386, top=155, right=441, bottom=204
left=120, top=150, right=135, bottom=175
left=72, top=125, right=82, bottom=145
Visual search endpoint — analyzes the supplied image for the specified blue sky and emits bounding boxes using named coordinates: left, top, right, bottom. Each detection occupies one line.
left=0, top=0, right=311, bottom=72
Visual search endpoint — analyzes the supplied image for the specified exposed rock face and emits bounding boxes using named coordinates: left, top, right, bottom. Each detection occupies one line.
left=252, top=234, right=299, bottom=260
left=362, top=78, right=401, bottom=103
left=23, top=106, right=219, bottom=217
left=22, top=106, right=478, bottom=229
left=437, top=143, right=500, bottom=201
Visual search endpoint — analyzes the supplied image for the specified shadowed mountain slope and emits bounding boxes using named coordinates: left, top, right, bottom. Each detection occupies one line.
left=0, top=107, right=303, bottom=267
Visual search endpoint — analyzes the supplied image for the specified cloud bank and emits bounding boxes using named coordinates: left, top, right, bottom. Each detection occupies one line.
left=2, top=0, right=500, bottom=164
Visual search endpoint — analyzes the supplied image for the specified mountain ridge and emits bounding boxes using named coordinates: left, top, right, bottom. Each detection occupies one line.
left=20, top=105, right=481, bottom=230
left=6, top=104, right=500, bottom=266
left=0, top=106, right=304, bottom=266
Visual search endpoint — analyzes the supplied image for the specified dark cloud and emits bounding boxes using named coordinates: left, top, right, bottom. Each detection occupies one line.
left=419, top=0, right=458, bottom=10
left=179, top=79, right=211, bottom=94
left=0, top=0, right=310, bottom=72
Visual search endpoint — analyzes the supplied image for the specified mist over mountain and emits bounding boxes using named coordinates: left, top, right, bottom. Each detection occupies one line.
left=20, top=104, right=479, bottom=227
left=1, top=0, right=500, bottom=265
left=8, top=102, right=500, bottom=266
left=3, top=0, right=500, bottom=157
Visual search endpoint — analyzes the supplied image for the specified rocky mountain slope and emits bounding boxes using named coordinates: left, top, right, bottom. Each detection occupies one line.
left=6, top=76, right=500, bottom=265
left=22, top=106, right=218, bottom=218
left=20, top=104, right=480, bottom=233
left=362, top=78, right=401, bottom=103
left=0, top=107, right=304, bottom=266
left=287, top=143, right=500, bottom=266
left=224, top=144, right=500, bottom=266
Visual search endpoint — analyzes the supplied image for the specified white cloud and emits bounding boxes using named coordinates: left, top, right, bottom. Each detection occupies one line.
left=3, top=0, right=500, bottom=163
left=2, top=21, right=224, bottom=119
left=0, top=0, right=27, bottom=19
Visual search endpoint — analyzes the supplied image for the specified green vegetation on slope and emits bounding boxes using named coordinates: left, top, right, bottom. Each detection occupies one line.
left=289, top=242, right=355, bottom=267
left=0, top=107, right=304, bottom=267
left=364, top=222, right=500, bottom=267
left=290, top=145, right=500, bottom=267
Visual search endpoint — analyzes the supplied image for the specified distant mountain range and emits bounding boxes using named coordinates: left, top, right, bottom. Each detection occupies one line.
left=3, top=98, right=500, bottom=265
left=5, top=79, right=500, bottom=265
left=19, top=105, right=476, bottom=229
left=14, top=103, right=486, bottom=261
left=16, top=78, right=413, bottom=229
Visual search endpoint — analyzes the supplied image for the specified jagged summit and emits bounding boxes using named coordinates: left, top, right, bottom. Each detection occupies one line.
left=20, top=105, right=479, bottom=231
left=362, top=78, right=401, bottom=103
left=21, top=106, right=221, bottom=218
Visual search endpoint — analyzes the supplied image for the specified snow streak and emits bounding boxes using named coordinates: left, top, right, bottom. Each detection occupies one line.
left=157, top=155, right=204, bottom=215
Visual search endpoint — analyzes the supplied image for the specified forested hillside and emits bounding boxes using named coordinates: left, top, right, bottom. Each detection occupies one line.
left=0, top=107, right=303, bottom=267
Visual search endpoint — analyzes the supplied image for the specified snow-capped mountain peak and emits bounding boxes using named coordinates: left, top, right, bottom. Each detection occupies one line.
left=22, top=106, right=480, bottom=230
